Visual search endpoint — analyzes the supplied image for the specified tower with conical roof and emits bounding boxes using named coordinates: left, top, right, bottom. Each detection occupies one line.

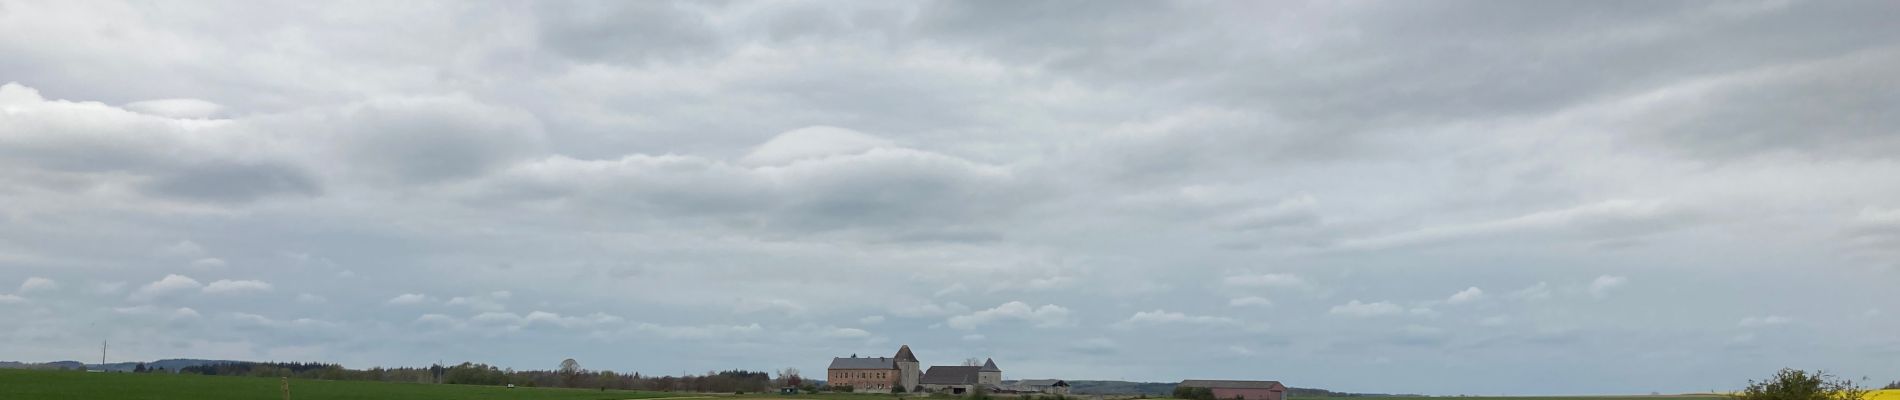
left=978, top=358, right=1001, bottom=385
left=894, top=345, right=921, bottom=392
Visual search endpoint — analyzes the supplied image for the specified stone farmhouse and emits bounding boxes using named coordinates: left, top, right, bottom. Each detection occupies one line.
left=825, top=345, right=920, bottom=393
left=917, top=358, right=1001, bottom=395
left=825, top=346, right=1009, bottom=395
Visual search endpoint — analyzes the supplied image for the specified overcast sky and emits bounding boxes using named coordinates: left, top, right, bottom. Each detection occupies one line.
left=2, top=0, right=1897, bottom=395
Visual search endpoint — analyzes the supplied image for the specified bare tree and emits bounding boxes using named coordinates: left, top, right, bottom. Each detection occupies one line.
left=777, top=368, right=802, bottom=387
left=559, top=359, right=583, bottom=387
left=962, top=358, right=980, bottom=367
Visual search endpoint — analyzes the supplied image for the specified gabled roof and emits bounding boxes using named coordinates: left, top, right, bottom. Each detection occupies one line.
left=894, top=345, right=919, bottom=362
left=1178, top=380, right=1286, bottom=390
left=979, top=358, right=1000, bottom=372
left=829, top=357, right=895, bottom=370
left=920, top=366, right=981, bottom=385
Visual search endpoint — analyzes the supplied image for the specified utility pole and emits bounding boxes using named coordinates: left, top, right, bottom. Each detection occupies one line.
left=101, top=340, right=108, bottom=369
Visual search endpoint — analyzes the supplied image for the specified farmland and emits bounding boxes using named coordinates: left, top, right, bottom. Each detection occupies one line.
left=6, top=369, right=1891, bottom=400
left=0, top=369, right=681, bottom=400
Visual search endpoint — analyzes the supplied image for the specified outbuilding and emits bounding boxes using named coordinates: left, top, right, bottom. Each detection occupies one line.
left=1177, top=380, right=1287, bottom=400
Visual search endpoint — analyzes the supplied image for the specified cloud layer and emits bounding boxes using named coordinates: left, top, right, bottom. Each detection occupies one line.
left=1, top=0, right=1897, bottom=396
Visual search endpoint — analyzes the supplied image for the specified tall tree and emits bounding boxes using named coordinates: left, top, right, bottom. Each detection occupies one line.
left=559, top=359, right=583, bottom=388
left=1737, top=369, right=1866, bottom=400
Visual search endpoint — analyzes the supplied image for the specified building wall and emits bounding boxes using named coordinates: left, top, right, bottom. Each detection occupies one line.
left=828, top=368, right=899, bottom=392
left=1208, top=388, right=1284, bottom=400
left=897, top=361, right=919, bottom=391
left=978, top=371, right=1001, bottom=386
left=922, top=383, right=974, bottom=395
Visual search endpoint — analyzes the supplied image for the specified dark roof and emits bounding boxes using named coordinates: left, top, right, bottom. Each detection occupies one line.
left=920, top=366, right=981, bottom=385
left=1015, top=379, right=1068, bottom=387
left=895, top=345, right=919, bottom=362
left=829, top=357, right=895, bottom=370
left=979, top=358, right=1000, bottom=372
left=1178, top=380, right=1285, bottom=390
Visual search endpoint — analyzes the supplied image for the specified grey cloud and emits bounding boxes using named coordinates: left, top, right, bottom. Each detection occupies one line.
left=532, top=1, right=721, bottom=64
left=466, top=126, right=1028, bottom=234
left=305, top=96, right=547, bottom=184
left=4, top=1, right=1900, bottom=395
left=1626, top=48, right=1900, bottom=159
left=145, top=161, right=321, bottom=202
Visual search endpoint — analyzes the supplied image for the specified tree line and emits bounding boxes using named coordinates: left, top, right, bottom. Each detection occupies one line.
left=137, top=360, right=781, bottom=392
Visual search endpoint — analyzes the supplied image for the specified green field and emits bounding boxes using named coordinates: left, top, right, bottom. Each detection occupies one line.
left=0, top=369, right=685, bottom=400
left=1291, top=397, right=1729, bottom=400
left=0, top=370, right=1740, bottom=400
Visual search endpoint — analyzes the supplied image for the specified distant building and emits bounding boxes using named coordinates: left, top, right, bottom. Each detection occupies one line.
left=826, top=345, right=921, bottom=393
left=920, top=366, right=982, bottom=394
left=919, top=358, right=1003, bottom=395
left=1178, top=380, right=1287, bottom=400
left=1011, top=379, right=1071, bottom=395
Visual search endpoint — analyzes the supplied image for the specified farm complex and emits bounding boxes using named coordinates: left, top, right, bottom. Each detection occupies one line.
left=826, top=345, right=1261, bottom=397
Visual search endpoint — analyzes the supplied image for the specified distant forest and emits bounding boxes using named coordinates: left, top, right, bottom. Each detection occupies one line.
left=143, top=360, right=783, bottom=392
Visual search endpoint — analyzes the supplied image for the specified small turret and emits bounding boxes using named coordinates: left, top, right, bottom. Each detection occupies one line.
left=894, top=345, right=918, bottom=362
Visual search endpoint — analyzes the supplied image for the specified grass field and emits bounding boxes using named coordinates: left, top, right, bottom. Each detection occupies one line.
left=0, top=369, right=685, bottom=400
left=5, top=369, right=1890, bottom=400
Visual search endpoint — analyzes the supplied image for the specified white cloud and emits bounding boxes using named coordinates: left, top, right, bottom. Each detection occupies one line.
left=738, top=126, right=894, bottom=166
left=386, top=293, right=435, bottom=305
left=446, top=293, right=507, bottom=311
left=172, top=307, right=202, bottom=319
left=1228, top=296, right=1273, bottom=307
left=159, top=241, right=206, bottom=258
left=824, top=327, right=871, bottom=339
left=0, top=294, right=23, bottom=304
left=946, top=301, right=1072, bottom=330
left=1117, top=309, right=1242, bottom=328
left=629, top=323, right=765, bottom=340
left=859, top=315, right=886, bottom=325
left=18, top=277, right=57, bottom=293
left=130, top=274, right=203, bottom=301
left=1329, top=300, right=1404, bottom=317
left=295, top=293, right=327, bottom=304
left=1334, top=200, right=1684, bottom=250
left=889, top=300, right=969, bottom=318
left=1589, top=275, right=1629, bottom=298
left=934, top=283, right=970, bottom=297
left=124, top=98, right=224, bottom=119
left=202, top=279, right=272, bottom=295
left=1739, top=315, right=1793, bottom=327
left=1510, top=282, right=1552, bottom=301
left=190, top=258, right=228, bottom=268
left=1446, top=287, right=1485, bottom=304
